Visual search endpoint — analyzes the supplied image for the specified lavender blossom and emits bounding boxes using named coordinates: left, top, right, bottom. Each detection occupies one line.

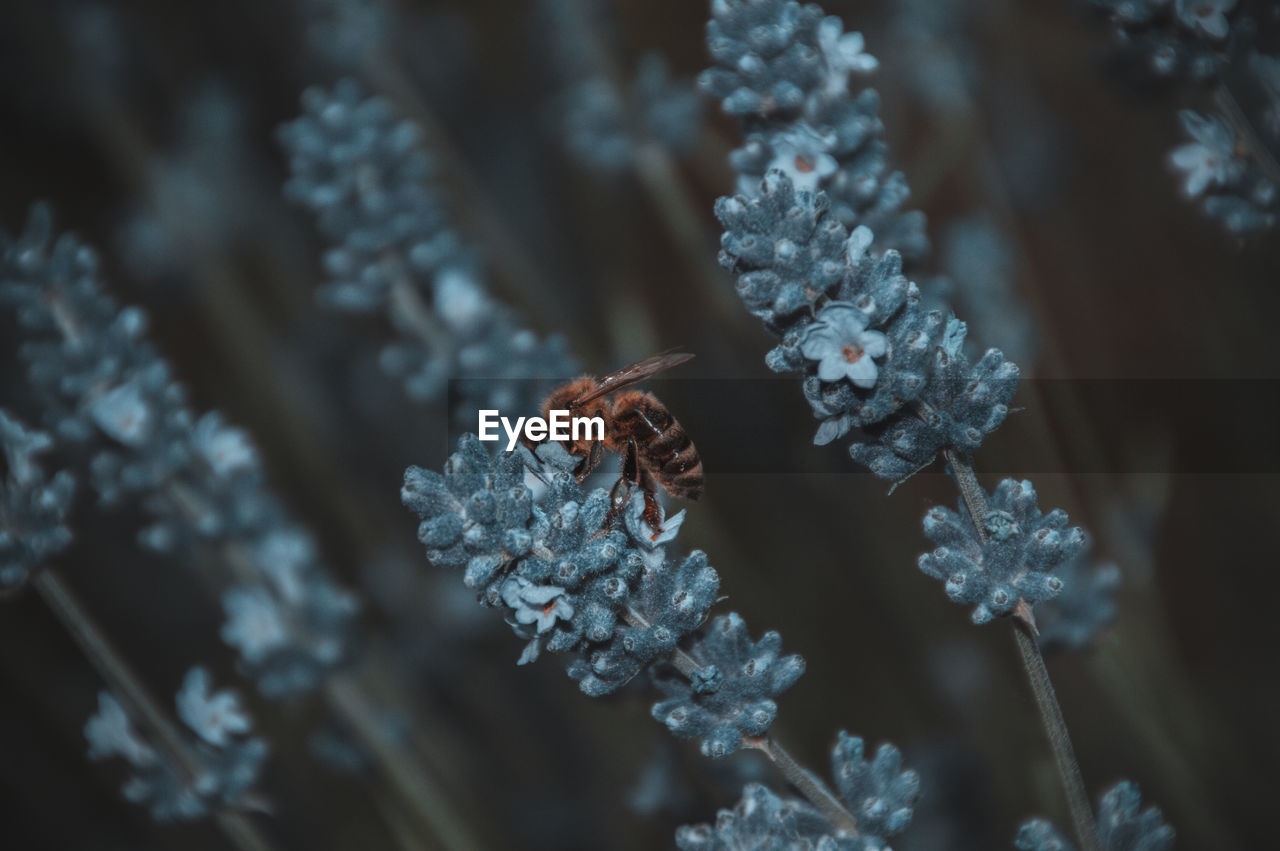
left=919, top=479, right=1086, bottom=624
left=1167, top=109, right=1277, bottom=233
left=799, top=301, right=889, bottom=389
left=84, top=670, right=267, bottom=822
left=652, top=613, right=805, bottom=758
left=278, top=80, right=577, bottom=420
left=1, top=205, right=359, bottom=697
left=563, top=52, right=703, bottom=173
left=678, top=732, right=919, bottom=848
left=402, top=434, right=806, bottom=761
left=1016, top=781, right=1174, bottom=850
left=1035, top=546, right=1122, bottom=654
left=704, top=0, right=929, bottom=261
left=1169, top=110, right=1242, bottom=196
left=0, top=410, right=76, bottom=591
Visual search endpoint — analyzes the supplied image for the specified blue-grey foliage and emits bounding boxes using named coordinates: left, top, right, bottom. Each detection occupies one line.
left=0, top=410, right=76, bottom=591
left=1016, top=781, right=1174, bottom=850
left=84, top=668, right=267, bottom=822
left=919, top=479, right=1086, bottom=624
left=402, top=435, right=802, bottom=753
left=676, top=734, right=919, bottom=848
left=0, top=205, right=358, bottom=697
left=652, top=613, right=805, bottom=758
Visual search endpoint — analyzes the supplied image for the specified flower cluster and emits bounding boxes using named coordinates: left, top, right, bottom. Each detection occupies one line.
left=850, top=318, right=1019, bottom=482
left=676, top=783, right=836, bottom=849
left=705, top=1, right=1024, bottom=481
left=0, top=410, right=76, bottom=591
left=1083, top=0, right=1243, bottom=84
left=919, top=479, right=1087, bottom=624
left=1016, top=781, right=1175, bottom=850
left=0, top=205, right=358, bottom=697
left=716, top=172, right=1017, bottom=479
left=652, top=613, right=805, bottom=758
left=830, top=733, right=920, bottom=842
left=84, top=668, right=267, bottom=822
left=702, top=0, right=927, bottom=262
left=718, top=181, right=942, bottom=427
left=1035, top=543, right=1122, bottom=653
left=402, top=435, right=802, bottom=753
left=677, top=732, right=919, bottom=849
left=1167, top=109, right=1277, bottom=234
left=562, top=52, right=703, bottom=173
left=278, top=80, right=576, bottom=419
left=1078, top=2, right=1280, bottom=234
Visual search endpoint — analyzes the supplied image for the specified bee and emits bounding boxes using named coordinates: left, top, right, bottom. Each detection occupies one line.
left=531, top=352, right=703, bottom=531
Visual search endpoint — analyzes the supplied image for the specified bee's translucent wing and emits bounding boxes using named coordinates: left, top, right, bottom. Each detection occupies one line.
left=572, top=351, right=694, bottom=406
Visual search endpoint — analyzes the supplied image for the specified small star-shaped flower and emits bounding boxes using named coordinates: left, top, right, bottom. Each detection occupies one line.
left=817, top=18, right=878, bottom=98
left=765, top=123, right=838, bottom=192
left=1169, top=110, right=1242, bottom=197
left=623, top=491, right=686, bottom=550
left=193, top=413, right=256, bottom=478
left=176, top=667, right=251, bottom=748
left=799, top=302, right=889, bottom=389
left=501, top=575, right=574, bottom=634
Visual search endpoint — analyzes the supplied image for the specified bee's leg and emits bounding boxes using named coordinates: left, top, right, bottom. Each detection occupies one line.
left=575, top=438, right=604, bottom=483
left=639, top=469, right=663, bottom=533
left=605, top=439, right=640, bottom=528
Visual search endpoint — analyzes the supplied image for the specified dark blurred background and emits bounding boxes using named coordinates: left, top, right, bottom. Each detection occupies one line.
left=2, top=0, right=1279, bottom=848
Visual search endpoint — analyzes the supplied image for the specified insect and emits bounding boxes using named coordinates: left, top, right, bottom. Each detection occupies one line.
left=530, top=351, right=703, bottom=532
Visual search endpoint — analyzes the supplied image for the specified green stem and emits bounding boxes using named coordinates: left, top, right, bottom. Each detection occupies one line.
left=942, top=449, right=1100, bottom=851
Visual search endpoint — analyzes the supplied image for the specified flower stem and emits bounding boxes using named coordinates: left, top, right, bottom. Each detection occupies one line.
left=1013, top=620, right=1099, bottom=851
left=31, top=570, right=277, bottom=851
left=744, top=736, right=860, bottom=837
left=325, top=675, right=479, bottom=851
left=942, top=449, right=1100, bottom=851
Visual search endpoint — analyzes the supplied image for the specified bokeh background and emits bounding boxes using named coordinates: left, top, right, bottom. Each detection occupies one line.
left=2, top=0, right=1279, bottom=848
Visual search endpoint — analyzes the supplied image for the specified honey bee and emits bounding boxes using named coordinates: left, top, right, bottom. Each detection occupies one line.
left=531, top=352, right=703, bottom=531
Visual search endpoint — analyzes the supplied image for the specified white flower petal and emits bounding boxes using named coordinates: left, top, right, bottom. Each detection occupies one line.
left=860, top=330, right=888, bottom=359
left=817, top=356, right=850, bottom=383
left=846, top=226, right=875, bottom=267
left=846, top=356, right=880, bottom=389
left=799, top=325, right=841, bottom=359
